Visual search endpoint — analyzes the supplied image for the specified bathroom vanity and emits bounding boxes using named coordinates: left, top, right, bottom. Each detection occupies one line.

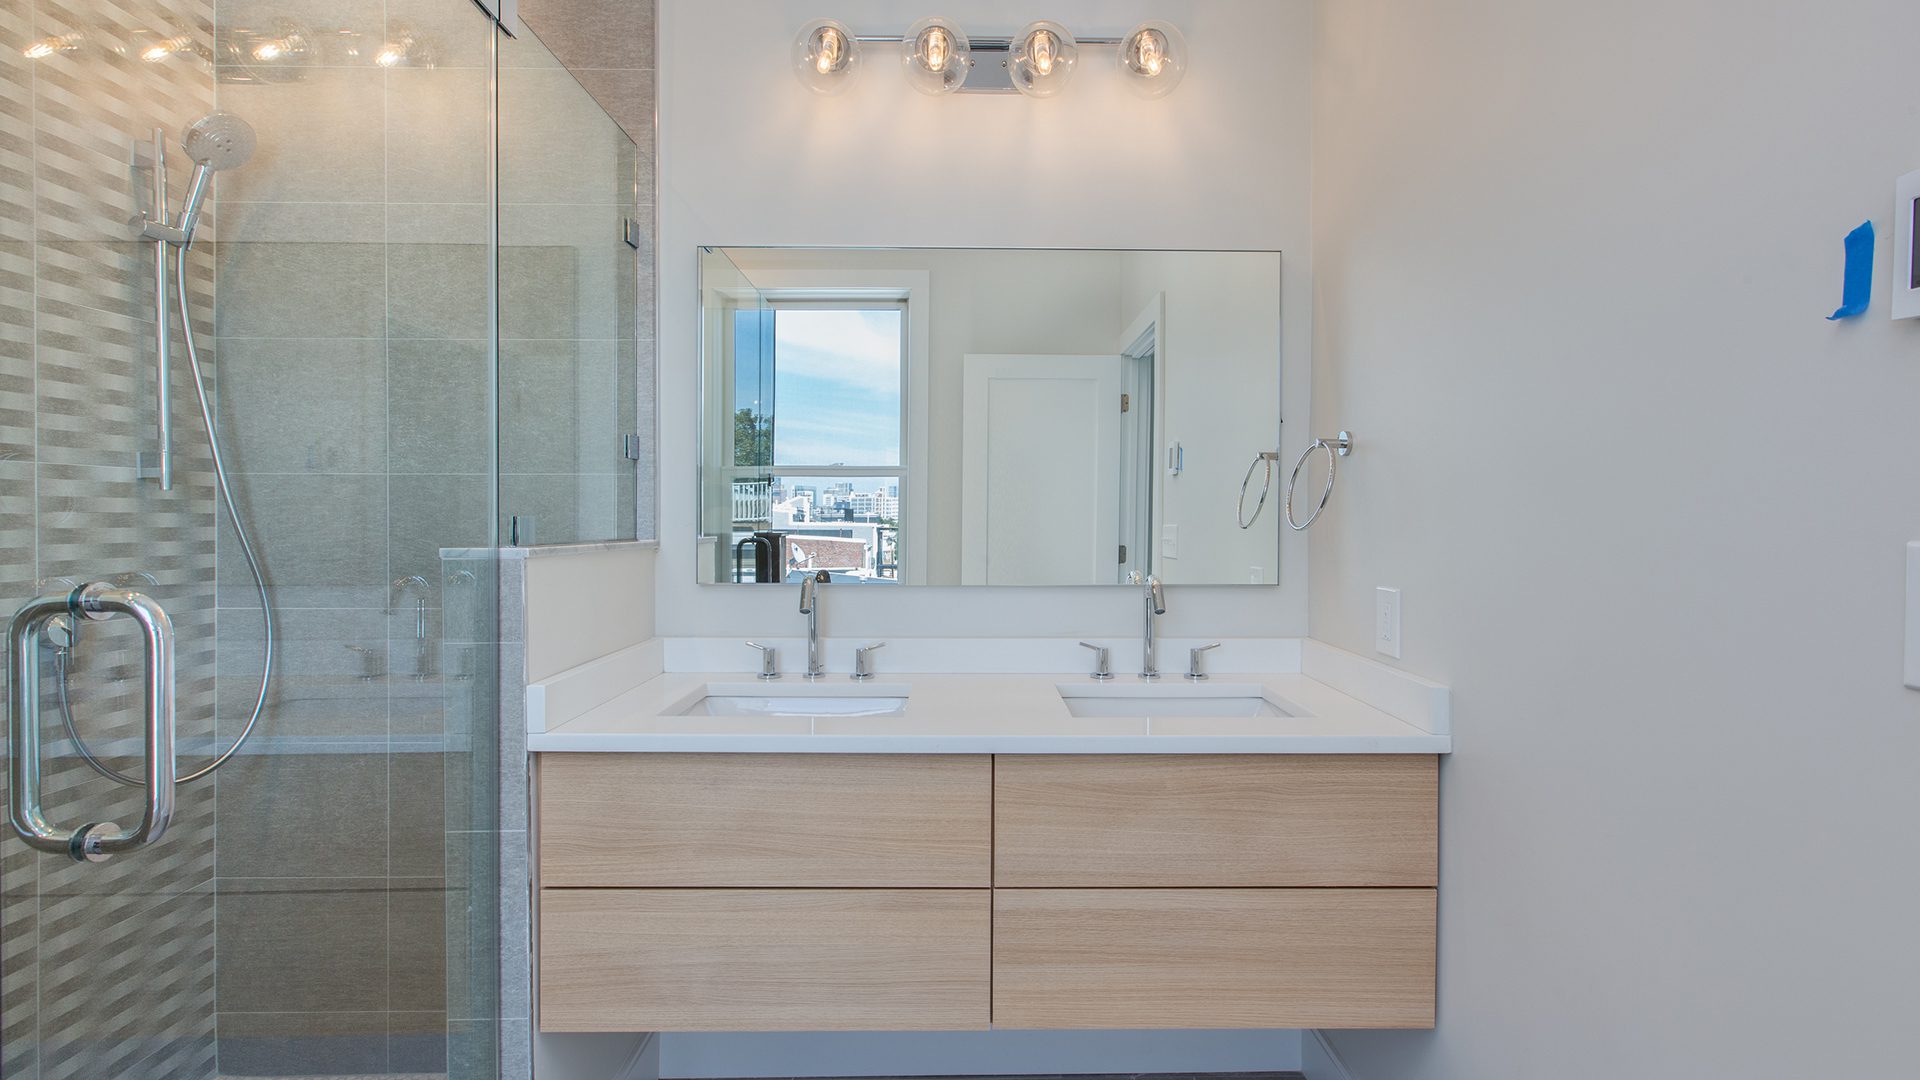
left=527, top=666, right=1445, bottom=1035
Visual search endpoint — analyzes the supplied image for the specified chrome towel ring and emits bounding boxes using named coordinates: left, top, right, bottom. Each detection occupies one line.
left=1236, top=451, right=1282, bottom=529
left=1283, top=431, right=1354, bottom=531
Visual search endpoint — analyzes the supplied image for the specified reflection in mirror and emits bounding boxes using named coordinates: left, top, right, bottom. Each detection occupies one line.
left=698, top=247, right=1282, bottom=587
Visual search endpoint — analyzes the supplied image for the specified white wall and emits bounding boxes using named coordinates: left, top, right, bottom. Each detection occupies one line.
left=524, top=543, right=658, bottom=681
left=1310, top=1, right=1920, bottom=1076
left=657, top=0, right=1314, bottom=639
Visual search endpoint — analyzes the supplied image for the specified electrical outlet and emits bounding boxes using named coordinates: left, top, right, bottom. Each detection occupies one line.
left=1375, top=587, right=1402, bottom=659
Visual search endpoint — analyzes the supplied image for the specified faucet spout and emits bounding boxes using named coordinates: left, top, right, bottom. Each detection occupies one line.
left=800, top=571, right=828, bottom=679
left=1140, top=574, right=1165, bottom=680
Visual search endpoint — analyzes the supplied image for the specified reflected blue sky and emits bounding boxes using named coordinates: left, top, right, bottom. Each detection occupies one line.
left=735, top=307, right=902, bottom=466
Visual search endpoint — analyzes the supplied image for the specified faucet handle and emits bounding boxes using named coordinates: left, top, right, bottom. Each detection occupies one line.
left=1186, top=642, right=1223, bottom=681
left=745, top=641, right=780, bottom=681
left=852, top=642, right=887, bottom=682
left=1078, top=641, right=1114, bottom=681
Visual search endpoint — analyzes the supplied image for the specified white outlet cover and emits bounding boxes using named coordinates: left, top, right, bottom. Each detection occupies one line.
left=1897, top=170, right=1920, bottom=321
left=1375, top=587, right=1403, bottom=659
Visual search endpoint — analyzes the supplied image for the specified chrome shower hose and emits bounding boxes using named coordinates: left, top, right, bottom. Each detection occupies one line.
left=56, top=244, right=273, bottom=787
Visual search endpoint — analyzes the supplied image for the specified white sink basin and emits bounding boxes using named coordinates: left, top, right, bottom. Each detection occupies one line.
left=670, top=684, right=910, bottom=718
left=1056, top=683, right=1289, bottom=718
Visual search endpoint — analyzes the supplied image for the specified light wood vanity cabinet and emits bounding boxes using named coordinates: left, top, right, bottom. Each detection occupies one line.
left=536, top=753, right=1437, bottom=1033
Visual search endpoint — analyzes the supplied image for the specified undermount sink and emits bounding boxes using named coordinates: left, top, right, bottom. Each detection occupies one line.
left=670, top=684, right=910, bottom=718
left=1056, top=683, right=1289, bottom=719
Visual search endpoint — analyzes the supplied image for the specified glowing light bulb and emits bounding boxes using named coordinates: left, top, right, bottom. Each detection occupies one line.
left=140, top=35, right=189, bottom=62
left=1118, top=21, right=1186, bottom=97
left=375, top=47, right=402, bottom=67
left=793, top=19, right=859, bottom=94
left=23, top=35, right=75, bottom=60
left=253, top=39, right=283, bottom=61
left=1032, top=29, right=1055, bottom=76
left=815, top=25, right=841, bottom=75
left=1009, top=22, right=1077, bottom=98
left=1136, top=31, right=1163, bottom=76
left=901, top=17, right=970, bottom=94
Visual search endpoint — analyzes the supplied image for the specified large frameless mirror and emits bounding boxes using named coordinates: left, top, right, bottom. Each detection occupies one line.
left=698, top=247, right=1283, bottom=587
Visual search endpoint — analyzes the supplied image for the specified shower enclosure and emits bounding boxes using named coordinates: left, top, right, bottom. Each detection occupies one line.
left=1, top=0, right=645, bottom=1076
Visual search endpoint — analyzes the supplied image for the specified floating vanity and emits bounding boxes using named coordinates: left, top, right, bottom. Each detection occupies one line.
left=528, top=653, right=1448, bottom=1035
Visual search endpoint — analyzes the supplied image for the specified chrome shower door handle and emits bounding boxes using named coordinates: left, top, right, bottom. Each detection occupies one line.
left=8, top=583, right=177, bottom=863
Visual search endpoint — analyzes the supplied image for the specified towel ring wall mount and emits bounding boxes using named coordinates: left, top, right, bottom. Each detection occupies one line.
left=1284, top=431, right=1353, bottom=531
left=1237, top=431, right=1354, bottom=531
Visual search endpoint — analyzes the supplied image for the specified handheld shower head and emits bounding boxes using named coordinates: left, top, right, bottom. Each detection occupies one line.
left=175, top=112, right=256, bottom=246
left=182, top=111, right=256, bottom=171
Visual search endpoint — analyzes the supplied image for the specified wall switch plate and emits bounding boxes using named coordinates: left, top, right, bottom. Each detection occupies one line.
left=1906, top=544, right=1920, bottom=689
left=1162, top=524, right=1179, bottom=559
left=1897, top=170, right=1920, bottom=321
left=1375, top=587, right=1403, bottom=659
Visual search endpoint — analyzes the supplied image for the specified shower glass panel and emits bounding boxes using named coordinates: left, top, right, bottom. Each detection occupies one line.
left=0, top=0, right=643, bottom=1074
left=498, top=24, right=641, bottom=546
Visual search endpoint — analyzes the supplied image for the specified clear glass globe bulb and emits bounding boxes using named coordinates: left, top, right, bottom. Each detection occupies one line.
left=901, top=17, right=971, bottom=95
left=792, top=19, right=859, bottom=95
left=1118, top=20, right=1187, bottom=98
left=1010, top=20, right=1078, bottom=98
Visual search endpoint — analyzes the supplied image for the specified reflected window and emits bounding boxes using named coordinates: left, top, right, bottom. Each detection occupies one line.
left=728, top=300, right=907, bottom=582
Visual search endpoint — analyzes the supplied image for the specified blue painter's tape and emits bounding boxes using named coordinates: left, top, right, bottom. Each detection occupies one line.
left=1828, top=220, right=1875, bottom=320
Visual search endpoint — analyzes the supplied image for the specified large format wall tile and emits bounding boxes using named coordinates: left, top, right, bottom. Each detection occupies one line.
left=214, top=69, right=388, bottom=204
left=217, top=752, right=391, bottom=878
left=388, top=337, right=491, bottom=474
left=216, top=472, right=388, bottom=608
left=216, top=877, right=390, bottom=1013
left=215, top=336, right=389, bottom=474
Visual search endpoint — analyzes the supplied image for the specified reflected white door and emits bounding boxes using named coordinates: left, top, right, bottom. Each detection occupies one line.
left=961, top=354, right=1127, bottom=586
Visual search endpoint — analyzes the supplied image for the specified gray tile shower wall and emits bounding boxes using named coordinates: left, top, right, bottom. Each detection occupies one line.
left=207, top=0, right=500, bottom=1075
left=2, top=0, right=221, bottom=1077
left=513, top=0, right=657, bottom=543
left=488, top=3, right=657, bottom=1073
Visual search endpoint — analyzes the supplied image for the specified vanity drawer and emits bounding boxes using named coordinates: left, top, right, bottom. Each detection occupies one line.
left=992, top=888, right=1435, bottom=1029
left=993, top=754, right=1437, bottom=887
left=537, top=753, right=992, bottom=887
left=539, top=889, right=991, bottom=1032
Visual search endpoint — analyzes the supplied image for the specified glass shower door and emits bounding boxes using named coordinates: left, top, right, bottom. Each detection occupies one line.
left=2, top=0, right=505, bottom=1076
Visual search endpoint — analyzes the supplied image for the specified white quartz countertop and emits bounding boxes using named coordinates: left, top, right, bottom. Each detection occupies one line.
left=527, top=670, right=1451, bottom=755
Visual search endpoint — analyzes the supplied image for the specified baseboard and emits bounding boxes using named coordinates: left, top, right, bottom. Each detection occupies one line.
left=1300, top=1031, right=1355, bottom=1080
left=658, top=1029, right=1303, bottom=1077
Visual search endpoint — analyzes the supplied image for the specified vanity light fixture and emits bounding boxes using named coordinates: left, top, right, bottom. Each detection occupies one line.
left=792, top=18, right=860, bottom=95
left=791, top=17, right=1187, bottom=98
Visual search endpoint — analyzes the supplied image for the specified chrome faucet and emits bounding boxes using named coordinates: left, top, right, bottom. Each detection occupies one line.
left=1135, top=573, right=1166, bottom=680
left=851, top=642, right=886, bottom=681
left=798, top=570, right=830, bottom=680
left=390, top=575, right=431, bottom=680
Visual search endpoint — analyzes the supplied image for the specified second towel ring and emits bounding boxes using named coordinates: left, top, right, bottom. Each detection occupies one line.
left=1283, top=431, right=1354, bottom=531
